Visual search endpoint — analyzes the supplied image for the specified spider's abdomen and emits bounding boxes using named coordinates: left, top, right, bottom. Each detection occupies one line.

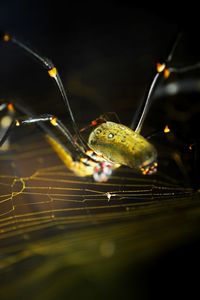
left=88, top=121, right=157, bottom=173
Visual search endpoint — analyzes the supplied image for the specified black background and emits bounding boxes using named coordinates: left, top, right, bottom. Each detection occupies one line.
left=1, top=1, right=198, bottom=117
left=1, top=2, right=200, bottom=299
left=1, top=1, right=199, bottom=186
left=0, top=1, right=199, bottom=131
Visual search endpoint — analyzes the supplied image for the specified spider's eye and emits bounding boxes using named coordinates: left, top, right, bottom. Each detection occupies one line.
left=107, top=133, right=114, bottom=139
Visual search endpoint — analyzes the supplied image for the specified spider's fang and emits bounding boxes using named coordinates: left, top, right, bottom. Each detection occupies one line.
left=93, top=162, right=113, bottom=182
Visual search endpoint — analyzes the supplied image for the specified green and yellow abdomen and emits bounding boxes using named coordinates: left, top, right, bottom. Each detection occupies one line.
left=88, top=121, right=157, bottom=174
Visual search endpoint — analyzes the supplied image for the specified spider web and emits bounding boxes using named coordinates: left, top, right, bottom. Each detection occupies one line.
left=0, top=122, right=199, bottom=299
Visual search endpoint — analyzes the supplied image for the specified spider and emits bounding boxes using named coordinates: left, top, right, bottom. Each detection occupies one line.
left=0, top=32, right=198, bottom=182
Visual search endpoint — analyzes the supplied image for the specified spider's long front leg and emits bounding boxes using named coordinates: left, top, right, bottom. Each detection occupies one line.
left=0, top=100, right=80, bottom=154
left=0, top=31, right=87, bottom=152
left=0, top=112, right=100, bottom=177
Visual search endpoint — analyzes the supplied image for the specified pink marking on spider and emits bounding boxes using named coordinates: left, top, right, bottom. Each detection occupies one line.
left=93, top=162, right=113, bottom=182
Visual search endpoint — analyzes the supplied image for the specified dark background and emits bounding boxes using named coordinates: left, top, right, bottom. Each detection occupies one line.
left=1, top=1, right=198, bottom=119
left=0, top=2, right=200, bottom=299
left=1, top=2, right=199, bottom=130
left=1, top=1, right=199, bottom=185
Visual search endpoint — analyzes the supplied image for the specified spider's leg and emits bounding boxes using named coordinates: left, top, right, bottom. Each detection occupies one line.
left=0, top=102, right=15, bottom=117
left=0, top=102, right=71, bottom=150
left=0, top=113, right=106, bottom=178
left=0, top=102, right=16, bottom=150
left=0, top=101, right=97, bottom=165
left=131, top=33, right=183, bottom=133
left=168, top=62, right=200, bottom=74
left=0, top=31, right=87, bottom=151
left=0, top=113, right=86, bottom=159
